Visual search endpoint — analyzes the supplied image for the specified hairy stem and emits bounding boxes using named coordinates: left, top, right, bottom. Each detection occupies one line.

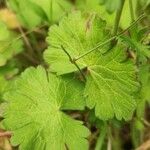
left=113, top=0, right=125, bottom=35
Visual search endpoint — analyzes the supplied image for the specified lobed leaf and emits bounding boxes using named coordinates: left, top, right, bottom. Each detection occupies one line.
left=44, top=11, right=139, bottom=120
left=2, top=66, right=89, bottom=150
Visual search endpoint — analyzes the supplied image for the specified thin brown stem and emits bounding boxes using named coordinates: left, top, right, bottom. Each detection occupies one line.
left=1, top=24, right=47, bottom=52
left=0, top=131, right=12, bottom=137
left=18, top=26, right=34, bottom=56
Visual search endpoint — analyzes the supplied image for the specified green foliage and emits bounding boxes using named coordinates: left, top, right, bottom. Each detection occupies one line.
left=99, top=0, right=121, bottom=13
left=139, top=0, right=150, bottom=7
left=75, top=0, right=116, bottom=27
left=120, top=27, right=150, bottom=63
left=8, top=0, right=72, bottom=28
left=2, top=66, right=89, bottom=150
left=75, top=0, right=136, bottom=29
left=0, top=0, right=150, bottom=149
left=44, top=12, right=139, bottom=120
left=7, top=0, right=41, bottom=28
left=0, top=76, right=7, bottom=100
left=0, top=21, right=23, bottom=66
left=31, top=0, right=72, bottom=22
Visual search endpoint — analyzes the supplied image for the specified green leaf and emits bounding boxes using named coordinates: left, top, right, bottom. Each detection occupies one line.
left=61, top=74, right=86, bottom=110
left=0, top=76, right=7, bottom=100
left=8, top=0, right=42, bottom=28
left=26, top=0, right=49, bottom=22
left=99, top=0, right=121, bottom=13
left=75, top=0, right=116, bottom=27
left=0, top=54, right=6, bottom=67
left=0, top=60, right=20, bottom=101
left=120, top=35, right=150, bottom=61
left=0, top=21, right=23, bottom=66
left=75, top=0, right=136, bottom=29
left=84, top=46, right=138, bottom=120
left=8, top=0, right=72, bottom=28
left=2, top=66, right=89, bottom=150
left=44, top=12, right=110, bottom=75
left=139, top=0, right=150, bottom=7
left=31, top=0, right=72, bottom=22
left=44, top=12, right=139, bottom=120
left=0, top=21, right=9, bottom=41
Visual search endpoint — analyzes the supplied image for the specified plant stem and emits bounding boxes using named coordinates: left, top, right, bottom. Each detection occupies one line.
left=75, top=36, right=116, bottom=61
left=113, top=0, right=125, bottom=35
left=95, top=123, right=107, bottom=150
left=107, top=126, right=112, bottom=150
left=0, top=131, right=12, bottom=137
left=61, top=45, right=86, bottom=81
left=112, top=127, right=122, bottom=150
left=74, top=13, right=145, bottom=62
left=129, top=0, right=135, bottom=22
left=107, top=136, right=112, bottom=150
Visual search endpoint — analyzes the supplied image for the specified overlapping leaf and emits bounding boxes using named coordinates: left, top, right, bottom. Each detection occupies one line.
left=44, top=12, right=139, bottom=120
left=2, top=66, right=89, bottom=150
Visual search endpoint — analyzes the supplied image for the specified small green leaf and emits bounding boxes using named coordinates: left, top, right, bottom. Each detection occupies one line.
left=2, top=66, right=89, bottom=150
